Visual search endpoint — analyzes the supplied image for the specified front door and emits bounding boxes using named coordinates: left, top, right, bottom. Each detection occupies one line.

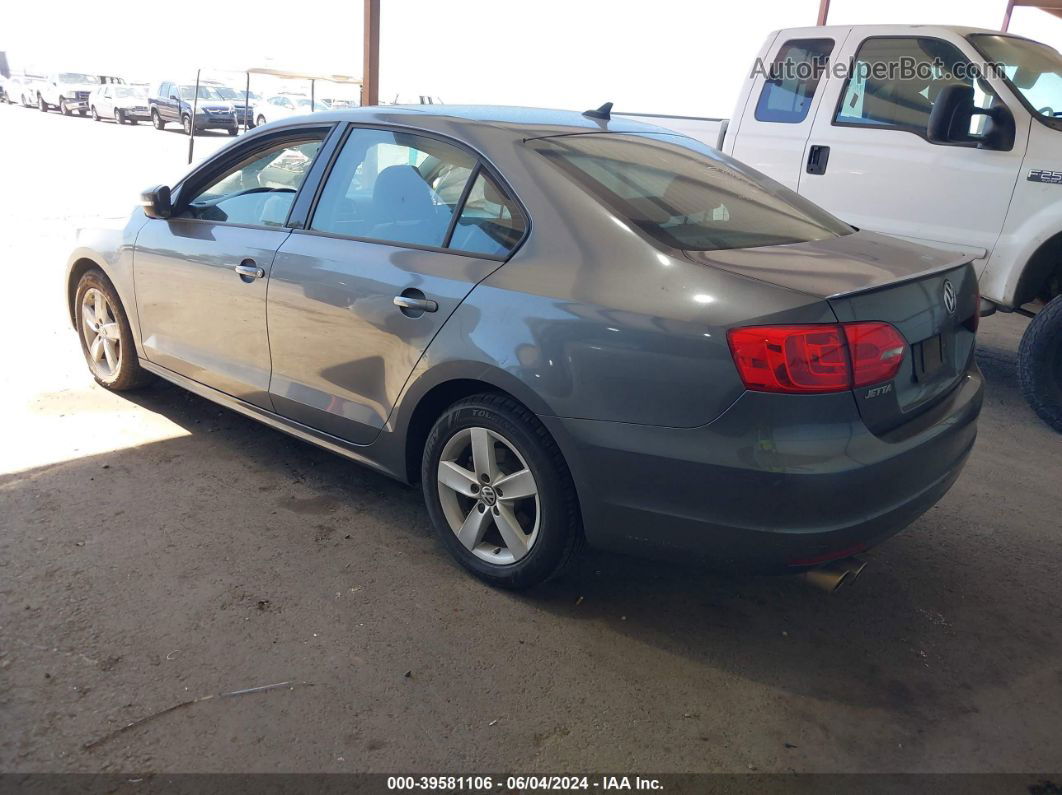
left=267, top=126, right=528, bottom=444
left=134, top=130, right=328, bottom=407
left=798, top=31, right=1029, bottom=256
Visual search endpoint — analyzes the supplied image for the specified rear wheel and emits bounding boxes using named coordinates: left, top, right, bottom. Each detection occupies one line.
left=422, top=394, right=581, bottom=589
left=1018, top=294, right=1062, bottom=432
left=151, top=109, right=165, bottom=130
left=227, top=125, right=238, bottom=136
left=74, top=270, right=153, bottom=391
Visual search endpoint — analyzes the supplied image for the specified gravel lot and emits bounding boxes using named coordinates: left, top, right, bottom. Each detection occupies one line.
left=2, top=103, right=1062, bottom=775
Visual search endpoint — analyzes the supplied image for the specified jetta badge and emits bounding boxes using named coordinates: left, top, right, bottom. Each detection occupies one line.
left=943, top=280, right=957, bottom=314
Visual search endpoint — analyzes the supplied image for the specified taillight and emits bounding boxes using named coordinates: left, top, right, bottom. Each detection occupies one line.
left=727, top=322, right=905, bottom=394
left=843, top=322, right=906, bottom=387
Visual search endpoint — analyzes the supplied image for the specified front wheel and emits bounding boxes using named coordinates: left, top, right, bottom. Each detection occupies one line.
left=60, top=99, right=72, bottom=115
left=422, top=394, right=582, bottom=589
left=182, top=114, right=192, bottom=134
left=37, top=94, right=47, bottom=112
left=114, top=108, right=125, bottom=124
left=1018, top=294, right=1062, bottom=432
left=90, top=105, right=100, bottom=121
left=74, top=270, right=153, bottom=391
left=151, top=109, right=165, bottom=130
left=255, top=115, right=266, bottom=127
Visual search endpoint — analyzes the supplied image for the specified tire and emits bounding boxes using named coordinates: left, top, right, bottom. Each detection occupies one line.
left=115, top=109, right=125, bottom=125
left=182, top=114, right=192, bottom=135
left=90, top=105, right=99, bottom=121
left=74, top=269, right=153, bottom=391
left=1018, top=294, right=1062, bottom=432
left=77, top=109, right=86, bottom=116
left=130, top=119, right=139, bottom=125
left=38, top=94, right=47, bottom=112
left=256, top=115, right=266, bottom=127
left=421, top=393, right=582, bottom=589
left=227, top=125, right=238, bottom=136
left=61, top=99, right=72, bottom=115
left=151, top=109, right=165, bottom=130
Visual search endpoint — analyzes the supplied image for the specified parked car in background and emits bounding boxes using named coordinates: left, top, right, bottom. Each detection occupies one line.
left=38, top=72, right=101, bottom=115
left=9, top=75, right=44, bottom=107
left=148, top=81, right=237, bottom=135
left=205, top=83, right=256, bottom=128
left=251, top=94, right=329, bottom=127
left=64, top=106, right=982, bottom=589
left=89, top=83, right=149, bottom=124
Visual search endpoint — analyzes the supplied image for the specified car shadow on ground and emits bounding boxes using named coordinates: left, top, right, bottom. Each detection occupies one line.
left=7, top=342, right=1060, bottom=731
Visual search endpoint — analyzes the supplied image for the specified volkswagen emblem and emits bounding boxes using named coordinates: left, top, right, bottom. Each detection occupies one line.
left=943, top=280, right=957, bottom=315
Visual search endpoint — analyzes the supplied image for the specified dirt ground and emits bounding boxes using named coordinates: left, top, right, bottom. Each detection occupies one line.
left=2, top=103, right=1062, bottom=775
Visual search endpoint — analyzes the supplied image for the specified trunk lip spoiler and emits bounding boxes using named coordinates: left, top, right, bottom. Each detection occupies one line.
left=823, top=257, right=974, bottom=301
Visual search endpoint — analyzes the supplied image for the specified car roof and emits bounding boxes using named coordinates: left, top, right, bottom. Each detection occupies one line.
left=264, top=104, right=679, bottom=140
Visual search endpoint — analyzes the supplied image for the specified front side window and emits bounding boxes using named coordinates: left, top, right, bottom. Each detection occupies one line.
left=969, top=34, right=1062, bottom=129
left=310, top=128, right=476, bottom=248
left=180, top=135, right=325, bottom=226
left=755, top=38, right=834, bottom=123
left=835, top=37, right=998, bottom=137
left=60, top=73, right=99, bottom=84
left=534, top=133, right=851, bottom=252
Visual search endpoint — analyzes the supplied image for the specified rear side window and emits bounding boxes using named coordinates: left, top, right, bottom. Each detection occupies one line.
left=534, top=134, right=851, bottom=252
left=449, top=171, right=526, bottom=257
left=755, top=38, right=834, bottom=123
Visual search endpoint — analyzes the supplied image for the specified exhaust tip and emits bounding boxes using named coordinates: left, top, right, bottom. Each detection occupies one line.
left=799, top=557, right=867, bottom=593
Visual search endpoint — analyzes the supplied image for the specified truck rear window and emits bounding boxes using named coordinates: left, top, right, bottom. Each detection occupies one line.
left=534, top=134, right=852, bottom=252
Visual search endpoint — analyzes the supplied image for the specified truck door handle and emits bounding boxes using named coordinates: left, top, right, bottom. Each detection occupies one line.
left=234, top=260, right=264, bottom=281
left=394, top=289, right=438, bottom=316
left=806, top=145, right=830, bottom=175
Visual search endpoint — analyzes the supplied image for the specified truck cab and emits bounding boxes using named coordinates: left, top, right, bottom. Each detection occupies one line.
left=715, top=25, right=1062, bottom=431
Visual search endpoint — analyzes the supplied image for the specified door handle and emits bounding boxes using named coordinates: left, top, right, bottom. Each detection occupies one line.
left=393, top=295, right=438, bottom=313
left=806, top=145, right=830, bottom=175
left=234, top=260, right=264, bottom=281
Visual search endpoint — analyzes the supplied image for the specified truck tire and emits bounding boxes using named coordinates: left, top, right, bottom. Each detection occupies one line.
left=152, top=109, right=165, bottom=130
left=60, top=98, right=72, bottom=115
left=1018, top=294, right=1062, bottom=432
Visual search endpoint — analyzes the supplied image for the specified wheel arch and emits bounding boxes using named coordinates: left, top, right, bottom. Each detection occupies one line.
left=1015, top=231, right=1062, bottom=307
left=66, top=255, right=108, bottom=327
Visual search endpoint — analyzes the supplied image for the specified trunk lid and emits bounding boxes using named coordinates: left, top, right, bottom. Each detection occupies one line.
left=685, top=231, right=980, bottom=433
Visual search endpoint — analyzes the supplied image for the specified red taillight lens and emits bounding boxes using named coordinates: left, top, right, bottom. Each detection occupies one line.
left=843, top=322, right=906, bottom=387
left=728, top=322, right=905, bottom=394
left=727, top=325, right=849, bottom=393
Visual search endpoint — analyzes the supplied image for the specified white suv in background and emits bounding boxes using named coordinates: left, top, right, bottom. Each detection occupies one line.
left=251, top=95, right=330, bottom=127
left=89, top=84, right=149, bottom=125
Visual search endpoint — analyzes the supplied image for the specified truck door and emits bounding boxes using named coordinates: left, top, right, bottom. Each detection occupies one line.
left=798, top=31, right=1029, bottom=258
left=729, top=28, right=846, bottom=191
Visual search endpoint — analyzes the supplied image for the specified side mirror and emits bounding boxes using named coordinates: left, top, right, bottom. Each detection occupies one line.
left=928, top=84, right=1015, bottom=151
left=140, top=185, right=172, bottom=219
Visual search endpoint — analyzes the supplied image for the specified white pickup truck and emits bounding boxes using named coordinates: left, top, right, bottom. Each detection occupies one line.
left=632, top=24, right=1062, bottom=431
left=37, top=72, right=106, bottom=116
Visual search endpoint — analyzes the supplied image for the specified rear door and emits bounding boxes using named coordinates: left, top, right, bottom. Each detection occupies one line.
left=133, top=126, right=332, bottom=407
left=266, top=125, right=528, bottom=444
left=798, top=30, right=1028, bottom=256
left=729, top=28, right=846, bottom=190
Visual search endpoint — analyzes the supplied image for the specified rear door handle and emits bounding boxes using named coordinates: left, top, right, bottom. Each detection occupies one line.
left=234, top=260, right=265, bottom=280
left=393, top=295, right=438, bottom=313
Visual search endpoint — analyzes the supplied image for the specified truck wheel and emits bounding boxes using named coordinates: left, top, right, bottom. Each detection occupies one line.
left=151, top=109, right=165, bottom=130
left=90, top=105, right=100, bottom=121
left=1018, top=294, right=1062, bottom=432
left=38, top=94, right=47, bottom=112
left=227, top=125, right=238, bottom=136
left=60, top=99, right=72, bottom=115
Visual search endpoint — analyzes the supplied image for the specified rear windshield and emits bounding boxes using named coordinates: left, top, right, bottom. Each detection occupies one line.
left=533, top=133, right=852, bottom=252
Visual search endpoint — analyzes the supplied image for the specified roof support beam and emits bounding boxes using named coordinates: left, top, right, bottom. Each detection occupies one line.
left=363, top=0, right=380, bottom=106
left=816, top=0, right=831, bottom=26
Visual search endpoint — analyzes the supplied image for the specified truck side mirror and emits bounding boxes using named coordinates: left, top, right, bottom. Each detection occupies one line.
left=928, top=84, right=1015, bottom=151
left=140, top=185, right=172, bottom=219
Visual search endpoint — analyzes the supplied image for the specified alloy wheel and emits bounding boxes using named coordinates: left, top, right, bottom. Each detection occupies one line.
left=81, top=288, right=122, bottom=380
left=436, top=426, right=540, bottom=565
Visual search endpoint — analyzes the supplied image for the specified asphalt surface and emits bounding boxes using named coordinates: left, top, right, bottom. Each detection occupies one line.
left=2, top=103, right=1062, bottom=775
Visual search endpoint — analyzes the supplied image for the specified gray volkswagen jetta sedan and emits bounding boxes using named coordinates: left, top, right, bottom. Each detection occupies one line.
left=65, top=106, right=983, bottom=588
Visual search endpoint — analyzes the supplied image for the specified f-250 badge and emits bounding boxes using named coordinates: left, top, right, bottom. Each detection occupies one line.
left=1028, top=169, right=1062, bottom=184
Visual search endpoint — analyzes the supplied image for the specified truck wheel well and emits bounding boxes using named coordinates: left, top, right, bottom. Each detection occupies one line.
left=67, top=258, right=101, bottom=326
left=404, top=379, right=509, bottom=483
left=1016, top=232, right=1062, bottom=306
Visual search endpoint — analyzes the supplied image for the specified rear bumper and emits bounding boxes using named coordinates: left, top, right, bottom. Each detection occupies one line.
left=541, top=368, right=983, bottom=572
